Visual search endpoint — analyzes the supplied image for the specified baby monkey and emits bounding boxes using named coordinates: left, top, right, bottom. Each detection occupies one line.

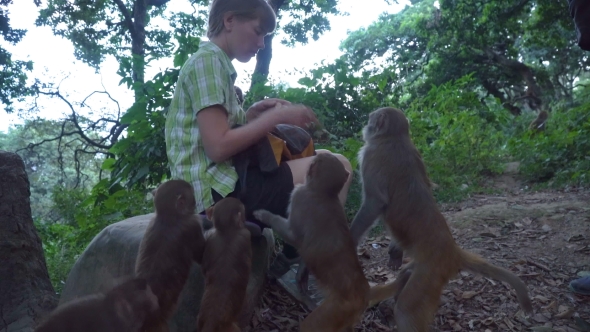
left=197, top=197, right=252, bottom=332
left=135, top=179, right=206, bottom=332
left=35, top=278, right=158, bottom=332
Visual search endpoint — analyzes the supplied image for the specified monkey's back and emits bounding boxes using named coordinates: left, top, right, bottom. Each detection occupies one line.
left=35, top=295, right=127, bottom=332
left=290, top=187, right=369, bottom=298
left=362, top=138, right=457, bottom=258
left=135, top=215, right=200, bottom=309
left=199, top=229, right=252, bottom=325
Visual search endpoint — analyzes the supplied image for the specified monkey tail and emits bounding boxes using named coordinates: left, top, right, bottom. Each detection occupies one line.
left=459, top=249, right=533, bottom=312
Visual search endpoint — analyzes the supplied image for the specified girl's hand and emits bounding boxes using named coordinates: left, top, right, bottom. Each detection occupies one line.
left=246, top=98, right=291, bottom=122
left=270, top=103, right=319, bottom=129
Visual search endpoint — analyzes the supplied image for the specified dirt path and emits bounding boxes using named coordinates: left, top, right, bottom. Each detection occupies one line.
left=248, top=174, right=590, bottom=331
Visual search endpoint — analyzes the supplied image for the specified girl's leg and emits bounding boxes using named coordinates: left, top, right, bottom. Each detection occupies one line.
left=285, top=149, right=353, bottom=207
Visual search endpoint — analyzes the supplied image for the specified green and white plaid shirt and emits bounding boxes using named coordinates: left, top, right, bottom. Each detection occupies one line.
left=165, top=41, right=246, bottom=213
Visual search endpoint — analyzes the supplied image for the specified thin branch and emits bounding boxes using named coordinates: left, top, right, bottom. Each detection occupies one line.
left=38, top=90, right=115, bottom=150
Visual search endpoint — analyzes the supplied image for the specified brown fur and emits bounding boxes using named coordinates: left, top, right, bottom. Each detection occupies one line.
left=349, top=107, right=533, bottom=332
left=135, top=179, right=206, bottom=332
left=255, top=153, right=407, bottom=331
left=197, top=197, right=252, bottom=332
left=529, top=110, right=548, bottom=132
left=35, top=278, right=158, bottom=332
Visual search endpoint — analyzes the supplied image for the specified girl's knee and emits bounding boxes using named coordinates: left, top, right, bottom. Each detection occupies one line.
left=314, top=150, right=351, bottom=171
left=332, top=153, right=352, bottom=173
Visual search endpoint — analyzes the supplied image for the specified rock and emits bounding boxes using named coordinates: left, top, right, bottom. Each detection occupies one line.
left=59, top=213, right=274, bottom=331
left=0, top=151, right=58, bottom=332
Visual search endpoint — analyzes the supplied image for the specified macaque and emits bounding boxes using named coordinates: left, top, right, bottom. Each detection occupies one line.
left=525, top=88, right=542, bottom=110
left=529, top=110, right=548, bottom=132
left=349, top=107, right=533, bottom=332
left=35, top=278, right=158, bottom=332
left=234, top=86, right=244, bottom=106
left=197, top=197, right=252, bottom=332
left=254, top=154, right=407, bottom=331
left=135, top=179, right=206, bottom=332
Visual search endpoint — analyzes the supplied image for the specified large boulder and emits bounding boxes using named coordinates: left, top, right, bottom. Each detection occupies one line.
left=0, top=151, right=57, bottom=332
left=59, top=213, right=274, bottom=331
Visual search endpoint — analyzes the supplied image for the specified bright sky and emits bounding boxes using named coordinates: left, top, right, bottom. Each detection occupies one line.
left=0, top=0, right=406, bottom=133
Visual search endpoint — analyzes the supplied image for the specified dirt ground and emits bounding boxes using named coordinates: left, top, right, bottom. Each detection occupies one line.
left=247, top=166, right=590, bottom=331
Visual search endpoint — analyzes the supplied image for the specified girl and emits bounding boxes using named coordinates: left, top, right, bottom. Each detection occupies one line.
left=165, top=0, right=353, bottom=276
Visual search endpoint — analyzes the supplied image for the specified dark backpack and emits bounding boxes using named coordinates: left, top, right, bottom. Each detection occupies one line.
left=232, top=124, right=315, bottom=196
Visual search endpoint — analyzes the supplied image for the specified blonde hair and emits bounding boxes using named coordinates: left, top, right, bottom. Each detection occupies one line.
left=207, top=0, right=277, bottom=38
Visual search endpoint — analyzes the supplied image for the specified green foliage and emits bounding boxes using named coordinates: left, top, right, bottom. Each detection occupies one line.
left=508, top=89, right=590, bottom=186
left=38, top=184, right=153, bottom=292
left=278, top=0, right=340, bottom=46
left=340, top=0, right=589, bottom=114
left=405, top=76, right=511, bottom=196
left=0, top=118, right=103, bottom=220
left=0, top=0, right=34, bottom=111
left=35, top=220, right=80, bottom=294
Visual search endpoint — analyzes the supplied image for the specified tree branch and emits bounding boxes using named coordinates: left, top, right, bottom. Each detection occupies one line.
left=113, top=0, right=136, bottom=38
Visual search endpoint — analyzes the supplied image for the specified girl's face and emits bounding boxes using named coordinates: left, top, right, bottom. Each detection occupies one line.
left=225, top=15, right=267, bottom=62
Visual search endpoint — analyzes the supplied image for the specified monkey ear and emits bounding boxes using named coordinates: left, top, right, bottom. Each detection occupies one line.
left=176, top=195, right=187, bottom=213
left=234, top=211, right=243, bottom=226
left=374, top=111, right=387, bottom=132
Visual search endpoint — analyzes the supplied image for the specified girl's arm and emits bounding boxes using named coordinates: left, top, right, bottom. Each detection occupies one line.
left=197, top=103, right=317, bottom=163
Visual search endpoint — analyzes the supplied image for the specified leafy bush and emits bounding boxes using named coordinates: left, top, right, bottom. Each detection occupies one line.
left=405, top=76, right=512, bottom=200
left=508, top=89, right=590, bottom=187
left=37, top=185, right=154, bottom=292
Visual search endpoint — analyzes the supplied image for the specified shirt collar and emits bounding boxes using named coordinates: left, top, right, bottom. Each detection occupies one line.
left=199, top=40, right=237, bottom=82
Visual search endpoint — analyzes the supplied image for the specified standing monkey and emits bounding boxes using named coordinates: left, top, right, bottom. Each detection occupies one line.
left=135, top=179, right=206, bottom=332
left=349, top=107, right=533, bottom=332
left=35, top=278, right=159, bottom=332
left=255, top=154, right=408, bottom=331
left=529, top=110, right=548, bottom=132
left=197, top=197, right=252, bottom=332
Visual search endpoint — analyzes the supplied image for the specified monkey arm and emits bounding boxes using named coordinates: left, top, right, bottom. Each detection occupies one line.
left=349, top=192, right=387, bottom=247
left=253, top=210, right=299, bottom=247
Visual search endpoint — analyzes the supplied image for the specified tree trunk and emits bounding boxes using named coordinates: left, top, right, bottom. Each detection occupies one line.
left=484, top=49, right=544, bottom=111
left=0, top=151, right=57, bottom=332
left=249, top=0, right=287, bottom=92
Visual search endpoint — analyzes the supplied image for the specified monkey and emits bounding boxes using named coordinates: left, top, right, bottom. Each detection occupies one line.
left=35, top=278, right=158, bottom=332
left=135, top=179, right=206, bottom=332
left=197, top=197, right=252, bottom=332
left=348, top=107, right=533, bottom=332
left=525, top=88, right=543, bottom=110
left=528, top=110, right=548, bottom=132
left=234, top=86, right=244, bottom=106
left=254, top=153, right=409, bottom=331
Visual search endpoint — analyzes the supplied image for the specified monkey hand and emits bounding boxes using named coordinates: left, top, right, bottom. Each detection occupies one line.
left=253, top=209, right=274, bottom=226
